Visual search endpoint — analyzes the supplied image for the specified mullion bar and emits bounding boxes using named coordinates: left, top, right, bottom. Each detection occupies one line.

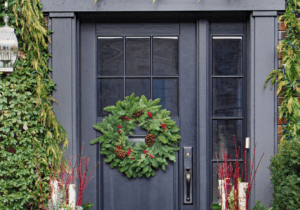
left=150, top=36, right=153, bottom=99
left=97, top=76, right=179, bottom=79
left=123, top=36, right=126, bottom=99
left=211, top=117, right=243, bottom=120
left=212, top=75, right=243, bottom=78
left=211, top=159, right=244, bottom=162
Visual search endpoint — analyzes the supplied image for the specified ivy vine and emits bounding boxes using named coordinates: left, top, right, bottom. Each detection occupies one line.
left=0, top=0, right=67, bottom=209
left=265, top=0, right=300, bottom=144
left=265, top=0, right=300, bottom=209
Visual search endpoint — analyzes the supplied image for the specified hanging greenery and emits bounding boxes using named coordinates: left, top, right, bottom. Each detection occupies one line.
left=265, top=0, right=300, bottom=143
left=0, top=0, right=68, bottom=209
left=265, top=0, right=300, bottom=209
left=91, top=93, right=181, bottom=178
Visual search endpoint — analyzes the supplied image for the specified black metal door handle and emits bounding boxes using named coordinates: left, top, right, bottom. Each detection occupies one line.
left=186, top=168, right=191, bottom=201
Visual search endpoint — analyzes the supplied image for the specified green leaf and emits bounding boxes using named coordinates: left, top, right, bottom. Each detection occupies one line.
left=169, top=155, right=176, bottom=162
left=157, top=135, right=168, bottom=144
left=103, top=106, right=117, bottom=112
left=82, top=202, right=94, bottom=210
left=90, top=137, right=100, bottom=145
left=211, top=203, right=221, bottom=210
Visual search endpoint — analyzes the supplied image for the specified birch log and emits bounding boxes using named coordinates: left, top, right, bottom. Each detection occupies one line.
left=69, top=184, right=76, bottom=210
left=51, top=180, right=59, bottom=206
left=218, top=180, right=226, bottom=210
left=238, top=182, right=248, bottom=210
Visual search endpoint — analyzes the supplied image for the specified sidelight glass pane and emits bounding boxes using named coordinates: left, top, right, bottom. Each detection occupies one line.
left=98, top=37, right=124, bottom=76
left=212, top=37, right=242, bottom=75
left=126, top=37, right=150, bottom=76
left=212, top=78, right=242, bottom=117
left=153, top=79, right=178, bottom=117
left=153, top=37, right=179, bottom=76
left=212, top=120, right=242, bottom=158
left=212, top=162, right=243, bottom=203
left=126, top=79, right=151, bottom=99
left=98, top=79, right=124, bottom=117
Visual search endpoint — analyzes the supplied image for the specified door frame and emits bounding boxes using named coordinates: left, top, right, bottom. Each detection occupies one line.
left=79, top=13, right=250, bottom=210
left=48, top=11, right=278, bottom=209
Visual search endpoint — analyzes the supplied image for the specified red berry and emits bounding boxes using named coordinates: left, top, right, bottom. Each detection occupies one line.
left=150, top=155, right=154, bottom=159
left=127, top=148, right=132, bottom=156
left=143, top=150, right=148, bottom=154
left=147, top=111, right=152, bottom=118
left=118, top=130, right=122, bottom=133
left=117, top=146, right=122, bottom=149
left=118, top=125, right=122, bottom=128
left=131, top=157, right=135, bottom=160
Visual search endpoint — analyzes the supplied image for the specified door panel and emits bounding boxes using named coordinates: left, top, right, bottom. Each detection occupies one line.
left=80, top=22, right=197, bottom=210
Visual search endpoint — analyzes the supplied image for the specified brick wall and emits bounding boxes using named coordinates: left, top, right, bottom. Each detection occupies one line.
left=277, top=17, right=288, bottom=144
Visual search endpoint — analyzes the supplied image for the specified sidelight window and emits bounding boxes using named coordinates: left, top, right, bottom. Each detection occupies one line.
left=210, top=36, right=246, bottom=203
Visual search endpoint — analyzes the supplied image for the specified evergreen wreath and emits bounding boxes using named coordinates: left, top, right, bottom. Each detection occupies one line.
left=90, top=93, right=181, bottom=178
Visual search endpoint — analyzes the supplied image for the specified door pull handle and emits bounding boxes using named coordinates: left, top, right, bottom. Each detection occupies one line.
left=186, top=168, right=191, bottom=201
left=183, top=147, right=192, bottom=204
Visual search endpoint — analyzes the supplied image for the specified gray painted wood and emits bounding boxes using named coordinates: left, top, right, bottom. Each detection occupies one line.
left=49, top=11, right=280, bottom=209
left=274, top=16, right=279, bottom=155
left=49, top=12, right=74, bottom=18
left=71, top=16, right=79, bottom=163
left=96, top=23, right=179, bottom=36
left=40, top=0, right=285, bottom=12
left=80, top=22, right=198, bottom=210
left=80, top=23, right=99, bottom=209
left=178, top=21, right=197, bottom=210
left=252, top=11, right=278, bottom=17
left=252, top=15, right=276, bottom=208
left=211, top=22, right=244, bottom=34
left=198, top=19, right=209, bottom=210
left=249, top=13, right=255, bottom=209
left=51, top=18, right=74, bottom=160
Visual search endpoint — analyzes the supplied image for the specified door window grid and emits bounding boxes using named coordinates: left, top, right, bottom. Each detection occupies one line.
left=97, top=36, right=179, bottom=117
left=210, top=36, right=245, bottom=203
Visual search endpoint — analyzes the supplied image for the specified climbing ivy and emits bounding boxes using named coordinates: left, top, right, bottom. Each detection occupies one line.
left=0, top=0, right=68, bottom=209
left=265, top=0, right=300, bottom=143
left=265, top=0, right=300, bottom=209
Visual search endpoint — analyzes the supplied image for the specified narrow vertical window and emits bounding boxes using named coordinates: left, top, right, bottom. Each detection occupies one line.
left=211, top=36, right=245, bottom=204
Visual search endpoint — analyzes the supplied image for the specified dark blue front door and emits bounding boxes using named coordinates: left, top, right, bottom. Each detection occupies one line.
left=80, top=21, right=198, bottom=210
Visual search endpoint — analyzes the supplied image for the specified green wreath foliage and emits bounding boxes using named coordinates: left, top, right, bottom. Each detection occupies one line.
left=91, top=93, right=181, bottom=178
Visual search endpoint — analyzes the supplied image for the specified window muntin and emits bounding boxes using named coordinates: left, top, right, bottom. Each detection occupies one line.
left=97, top=36, right=179, bottom=117
left=211, top=36, right=245, bottom=203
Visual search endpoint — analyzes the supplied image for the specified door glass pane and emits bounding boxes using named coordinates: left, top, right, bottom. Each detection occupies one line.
left=126, top=79, right=151, bottom=99
left=153, top=37, right=179, bottom=76
left=126, top=37, right=150, bottom=76
left=212, top=37, right=242, bottom=75
left=212, top=120, right=242, bottom=158
left=213, top=78, right=242, bottom=117
left=153, top=79, right=178, bottom=117
left=98, top=37, right=124, bottom=76
left=98, top=79, right=124, bottom=117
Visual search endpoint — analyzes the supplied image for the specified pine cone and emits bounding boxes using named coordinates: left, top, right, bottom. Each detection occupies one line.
left=114, top=148, right=126, bottom=160
left=145, top=134, right=156, bottom=147
left=133, top=110, right=144, bottom=118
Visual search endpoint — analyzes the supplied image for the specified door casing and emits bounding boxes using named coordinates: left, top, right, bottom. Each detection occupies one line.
left=78, top=12, right=250, bottom=210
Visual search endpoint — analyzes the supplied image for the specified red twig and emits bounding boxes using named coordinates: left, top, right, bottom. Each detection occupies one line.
left=215, top=136, right=264, bottom=210
left=76, top=147, right=98, bottom=206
